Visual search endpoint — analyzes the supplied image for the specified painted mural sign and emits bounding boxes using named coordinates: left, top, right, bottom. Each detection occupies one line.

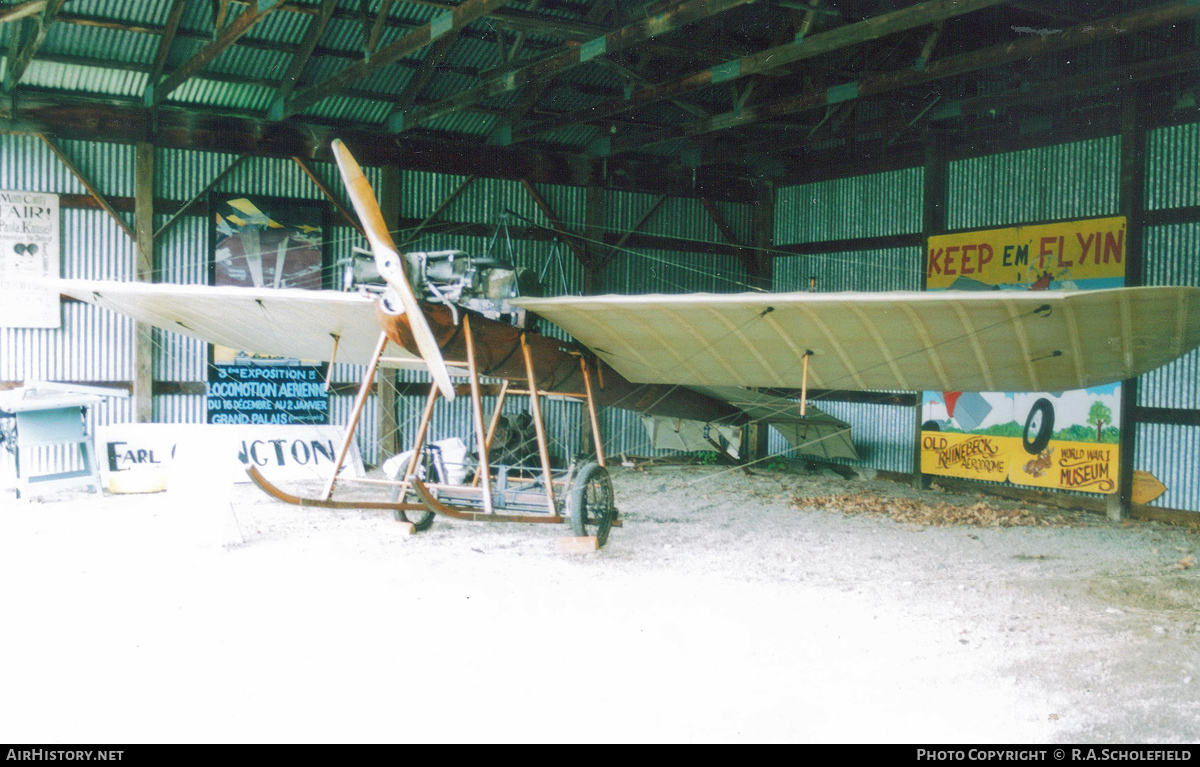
left=921, top=216, right=1126, bottom=494
left=0, top=190, right=60, bottom=328
left=207, top=195, right=329, bottom=424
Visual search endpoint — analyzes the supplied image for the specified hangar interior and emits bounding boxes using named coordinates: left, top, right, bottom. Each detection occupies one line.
left=2, top=0, right=1200, bottom=517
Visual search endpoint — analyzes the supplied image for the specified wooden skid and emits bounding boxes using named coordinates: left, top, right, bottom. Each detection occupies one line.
left=245, top=463, right=426, bottom=512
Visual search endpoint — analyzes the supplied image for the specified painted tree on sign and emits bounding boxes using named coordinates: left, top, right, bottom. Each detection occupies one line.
left=1089, top=400, right=1113, bottom=441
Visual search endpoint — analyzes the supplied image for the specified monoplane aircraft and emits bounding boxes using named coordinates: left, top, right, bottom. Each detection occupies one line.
left=51, top=141, right=1200, bottom=546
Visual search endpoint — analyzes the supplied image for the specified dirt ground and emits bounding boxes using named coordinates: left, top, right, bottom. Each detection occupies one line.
left=1, top=461, right=1198, bottom=744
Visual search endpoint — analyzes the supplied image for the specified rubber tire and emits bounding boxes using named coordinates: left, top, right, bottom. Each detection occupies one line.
left=388, top=454, right=438, bottom=531
left=567, top=461, right=614, bottom=547
left=1022, top=397, right=1055, bottom=455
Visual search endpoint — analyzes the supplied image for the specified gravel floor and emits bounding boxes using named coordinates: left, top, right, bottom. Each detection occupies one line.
left=1, top=462, right=1198, bottom=743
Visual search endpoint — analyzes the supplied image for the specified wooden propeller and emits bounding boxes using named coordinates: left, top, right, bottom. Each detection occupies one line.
left=331, top=139, right=455, bottom=401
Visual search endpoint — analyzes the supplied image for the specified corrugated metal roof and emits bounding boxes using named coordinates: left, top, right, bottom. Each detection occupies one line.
left=169, top=77, right=275, bottom=112
left=21, top=59, right=147, bottom=99
left=43, top=22, right=158, bottom=67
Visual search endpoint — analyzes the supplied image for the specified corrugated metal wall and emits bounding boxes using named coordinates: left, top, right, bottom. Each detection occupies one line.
left=776, top=167, right=922, bottom=243
left=947, top=137, right=1120, bottom=229
left=772, top=170, right=924, bottom=472
left=1136, top=120, right=1200, bottom=512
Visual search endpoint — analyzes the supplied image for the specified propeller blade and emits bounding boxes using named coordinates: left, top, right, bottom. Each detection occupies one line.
left=330, top=139, right=456, bottom=401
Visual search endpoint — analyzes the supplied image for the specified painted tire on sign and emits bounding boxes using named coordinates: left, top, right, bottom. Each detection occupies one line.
left=1022, top=398, right=1056, bottom=455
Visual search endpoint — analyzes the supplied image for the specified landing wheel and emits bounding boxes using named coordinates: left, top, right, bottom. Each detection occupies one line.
left=1022, top=398, right=1055, bottom=455
left=388, top=453, right=438, bottom=531
left=567, top=461, right=614, bottom=546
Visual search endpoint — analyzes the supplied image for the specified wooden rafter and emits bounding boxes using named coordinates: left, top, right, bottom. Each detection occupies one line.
left=489, top=79, right=547, bottom=145
left=0, top=1, right=46, bottom=25
left=37, top=133, right=136, bottom=242
left=386, top=29, right=459, bottom=117
left=3, top=0, right=65, bottom=92
left=149, top=0, right=285, bottom=106
left=393, top=0, right=757, bottom=135
left=273, top=0, right=514, bottom=121
left=609, top=0, right=1200, bottom=154
left=274, top=0, right=338, bottom=105
left=366, top=0, right=397, bottom=55
left=401, top=173, right=477, bottom=247
left=145, top=0, right=187, bottom=106
left=154, top=154, right=251, bottom=240
left=291, top=156, right=366, bottom=238
left=700, top=197, right=757, bottom=276
left=520, top=179, right=589, bottom=268
left=513, top=0, right=1009, bottom=145
left=598, top=194, right=665, bottom=269
left=212, top=0, right=232, bottom=33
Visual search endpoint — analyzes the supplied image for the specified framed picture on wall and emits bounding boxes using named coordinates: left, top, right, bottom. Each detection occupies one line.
left=205, top=195, right=332, bottom=425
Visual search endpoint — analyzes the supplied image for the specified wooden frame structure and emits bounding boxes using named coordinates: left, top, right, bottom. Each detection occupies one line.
left=246, top=318, right=617, bottom=542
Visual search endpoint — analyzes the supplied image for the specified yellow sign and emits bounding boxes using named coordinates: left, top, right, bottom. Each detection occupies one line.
left=919, top=432, right=1009, bottom=483
left=921, top=432, right=1119, bottom=494
left=927, top=216, right=1127, bottom=289
left=1011, top=440, right=1118, bottom=494
left=1132, top=470, right=1168, bottom=505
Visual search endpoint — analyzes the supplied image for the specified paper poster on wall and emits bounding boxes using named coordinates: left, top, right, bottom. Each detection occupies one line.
left=0, top=190, right=60, bottom=328
left=921, top=216, right=1126, bottom=494
left=206, top=195, right=330, bottom=425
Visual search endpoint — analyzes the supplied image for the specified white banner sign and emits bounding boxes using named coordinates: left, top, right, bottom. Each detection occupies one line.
left=96, top=423, right=364, bottom=485
left=0, top=190, right=60, bottom=328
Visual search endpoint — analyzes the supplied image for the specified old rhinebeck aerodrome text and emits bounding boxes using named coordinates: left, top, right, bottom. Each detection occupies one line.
left=917, top=751, right=1192, bottom=761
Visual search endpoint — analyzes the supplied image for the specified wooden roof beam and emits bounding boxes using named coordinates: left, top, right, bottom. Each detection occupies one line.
left=0, top=1, right=46, bottom=25
left=274, top=0, right=338, bottom=105
left=392, top=0, right=758, bottom=135
left=609, top=0, right=1200, bottom=155
left=148, top=0, right=285, bottom=107
left=3, top=0, right=65, bottom=93
left=272, top=0, right=514, bottom=121
left=386, top=29, right=460, bottom=114
left=144, top=0, right=187, bottom=107
left=513, top=0, right=1008, bottom=145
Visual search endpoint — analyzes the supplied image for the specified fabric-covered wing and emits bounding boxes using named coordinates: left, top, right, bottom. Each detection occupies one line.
left=53, top=280, right=420, bottom=368
left=515, top=287, right=1200, bottom=393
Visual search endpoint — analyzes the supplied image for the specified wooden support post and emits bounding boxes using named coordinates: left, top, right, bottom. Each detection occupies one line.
left=463, top=316, right=494, bottom=514
left=133, top=141, right=155, bottom=424
left=581, top=357, right=605, bottom=467
left=751, top=181, right=774, bottom=291
left=402, top=385, right=441, bottom=485
left=321, top=331, right=388, bottom=501
left=521, top=332, right=557, bottom=515
left=583, top=184, right=603, bottom=296
left=1109, top=90, right=1146, bottom=522
left=476, top=379, right=511, bottom=487
left=800, top=352, right=811, bottom=417
left=915, top=129, right=947, bottom=489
